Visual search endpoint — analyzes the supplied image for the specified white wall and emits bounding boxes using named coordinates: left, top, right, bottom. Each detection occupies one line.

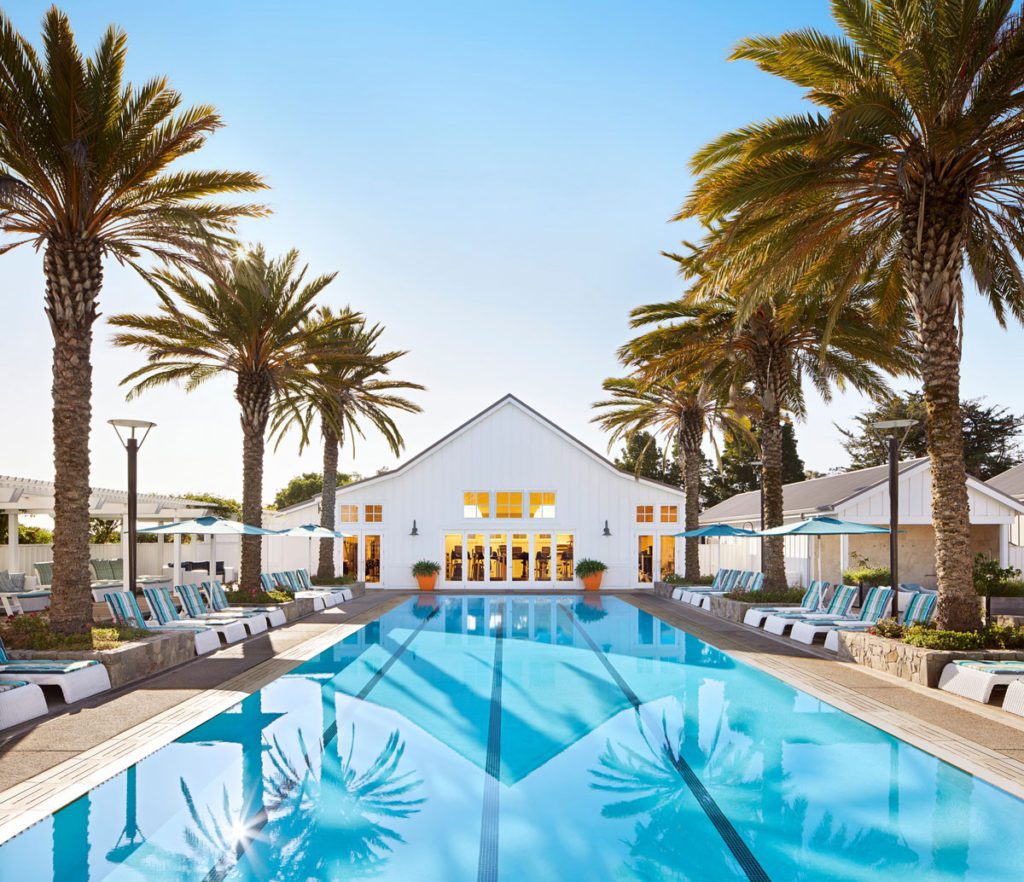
left=309, top=398, right=688, bottom=589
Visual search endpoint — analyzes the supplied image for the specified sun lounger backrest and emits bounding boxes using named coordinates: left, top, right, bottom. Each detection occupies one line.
left=259, top=573, right=276, bottom=592
left=271, top=572, right=291, bottom=591
left=284, top=571, right=299, bottom=590
left=721, top=570, right=740, bottom=592
left=296, top=569, right=312, bottom=590
left=204, top=580, right=230, bottom=612
left=143, top=587, right=181, bottom=625
left=858, top=587, right=893, bottom=622
left=799, top=582, right=820, bottom=608
left=709, top=570, right=724, bottom=590
left=902, top=592, right=937, bottom=626
left=748, top=572, right=764, bottom=592
left=735, top=571, right=752, bottom=589
left=0, top=638, right=8, bottom=663
left=33, top=562, right=53, bottom=587
left=104, top=591, right=149, bottom=630
left=179, top=583, right=210, bottom=618
left=826, top=585, right=857, bottom=616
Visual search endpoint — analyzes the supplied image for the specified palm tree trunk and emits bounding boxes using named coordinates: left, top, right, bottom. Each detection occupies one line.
left=237, top=376, right=271, bottom=593
left=901, top=187, right=979, bottom=630
left=680, top=412, right=703, bottom=581
left=318, top=425, right=339, bottom=580
left=44, top=240, right=102, bottom=634
left=760, top=413, right=787, bottom=591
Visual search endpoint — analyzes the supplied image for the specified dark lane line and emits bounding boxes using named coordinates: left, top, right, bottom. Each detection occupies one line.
left=562, top=604, right=772, bottom=882
left=477, top=600, right=505, bottom=882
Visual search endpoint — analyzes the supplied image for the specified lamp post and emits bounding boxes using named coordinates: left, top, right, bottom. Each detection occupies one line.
left=109, top=420, right=156, bottom=592
left=751, top=459, right=764, bottom=570
left=870, top=419, right=916, bottom=618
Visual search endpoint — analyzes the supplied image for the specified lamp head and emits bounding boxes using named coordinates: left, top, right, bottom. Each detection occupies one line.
left=109, top=419, right=156, bottom=449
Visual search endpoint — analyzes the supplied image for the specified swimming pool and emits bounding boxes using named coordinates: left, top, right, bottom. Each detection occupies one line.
left=1, top=594, right=1021, bottom=881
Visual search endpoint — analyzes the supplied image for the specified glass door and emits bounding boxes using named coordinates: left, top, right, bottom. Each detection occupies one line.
left=511, top=534, right=529, bottom=583
left=489, top=534, right=508, bottom=584
left=637, top=535, right=654, bottom=584
left=445, top=533, right=464, bottom=584
left=660, top=535, right=677, bottom=580
left=534, top=533, right=553, bottom=584
left=467, top=534, right=485, bottom=583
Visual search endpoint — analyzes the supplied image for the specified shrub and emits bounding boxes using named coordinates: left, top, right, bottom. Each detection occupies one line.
left=311, top=574, right=355, bottom=587
left=0, top=613, right=148, bottom=651
left=227, top=588, right=291, bottom=605
left=841, top=566, right=891, bottom=587
left=411, top=560, right=441, bottom=577
left=973, top=553, right=1021, bottom=596
left=870, top=617, right=905, bottom=639
left=723, top=588, right=806, bottom=604
left=575, top=559, right=608, bottom=578
left=663, top=573, right=715, bottom=585
left=898, top=622, right=1024, bottom=650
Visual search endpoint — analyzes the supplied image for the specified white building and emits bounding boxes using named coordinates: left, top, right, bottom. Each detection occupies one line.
left=271, top=394, right=688, bottom=589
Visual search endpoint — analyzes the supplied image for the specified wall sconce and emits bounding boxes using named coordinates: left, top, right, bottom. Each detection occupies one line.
left=602, top=520, right=611, bottom=537
left=410, top=519, right=419, bottom=536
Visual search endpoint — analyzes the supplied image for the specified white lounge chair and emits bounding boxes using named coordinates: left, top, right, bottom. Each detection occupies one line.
left=265, top=572, right=337, bottom=608
left=146, top=587, right=248, bottom=644
left=681, top=570, right=744, bottom=605
left=938, top=659, right=1024, bottom=704
left=742, top=581, right=828, bottom=628
left=0, top=639, right=111, bottom=704
left=203, top=580, right=285, bottom=628
left=671, top=568, right=729, bottom=601
left=698, top=572, right=764, bottom=609
left=762, top=585, right=858, bottom=636
left=0, top=679, right=48, bottom=729
left=823, top=591, right=937, bottom=651
left=789, top=586, right=893, bottom=645
left=105, top=591, right=221, bottom=656
left=1003, top=679, right=1024, bottom=717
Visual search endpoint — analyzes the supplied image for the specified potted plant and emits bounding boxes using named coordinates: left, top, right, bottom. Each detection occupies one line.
left=575, top=559, right=608, bottom=591
left=411, top=560, right=441, bottom=591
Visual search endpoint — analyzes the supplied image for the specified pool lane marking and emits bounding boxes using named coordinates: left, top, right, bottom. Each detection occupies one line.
left=562, top=605, right=773, bottom=882
left=477, top=599, right=505, bottom=882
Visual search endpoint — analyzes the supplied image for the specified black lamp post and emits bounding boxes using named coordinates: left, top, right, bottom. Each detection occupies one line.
left=870, top=419, right=916, bottom=618
left=109, top=419, right=156, bottom=591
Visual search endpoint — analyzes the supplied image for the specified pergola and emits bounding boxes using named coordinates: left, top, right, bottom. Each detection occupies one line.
left=0, top=474, right=214, bottom=587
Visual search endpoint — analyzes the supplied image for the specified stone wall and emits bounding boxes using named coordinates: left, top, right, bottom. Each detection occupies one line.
left=835, top=630, right=1024, bottom=687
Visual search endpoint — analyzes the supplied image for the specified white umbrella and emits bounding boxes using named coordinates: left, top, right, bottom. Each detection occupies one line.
left=272, top=524, right=353, bottom=574
left=139, top=516, right=276, bottom=586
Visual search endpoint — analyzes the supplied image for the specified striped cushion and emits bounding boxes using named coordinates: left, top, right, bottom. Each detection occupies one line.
left=283, top=572, right=299, bottom=590
left=800, top=582, right=822, bottom=609
left=260, top=573, right=275, bottom=592
left=92, top=559, right=114, bottom=580
left=858, top=587, right=893, bottom=623
left=0, top=660, right=98, bottom=673
left=33, top=562, right=53, bottom=587
left=104, top=591, right=149, bottom=630
left=826, top=586, right=857, bottom=617
left=143, top=587, right=180, bottom=625
left=735, top=571, right=752, bottom=589
left=721, top=570, right=740, bottom=592
left=954, top=660, right=1024, bottom=674
left=748, top=573, right=764, bottom=593
left=902, top=592, right=937, bottom=625
left=178, top=583, right=210, bottom=618
left=296, top=569, right=312, bottom=590
left=204, top=580, right=230, bottom=612
left=0, top=681, right=29, bottom=693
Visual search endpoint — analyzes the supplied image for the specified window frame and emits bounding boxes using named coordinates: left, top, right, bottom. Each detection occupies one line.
left=529, top=491, right=556, bottom=519
left=364, top=503, right=384, bottom=524
left=463, top=491, right=490, bottom=519
left=339, top=504, right=359, bottom=524
left=636, top=504, right=654, bottom=524
left=660, top=504, right=678, bottom=524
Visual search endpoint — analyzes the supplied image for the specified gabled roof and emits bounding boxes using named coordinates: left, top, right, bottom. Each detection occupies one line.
left=987, top=462, right=1024, bottom=501
left=325, top=394, right=686, bottom=498
left=699, top=458, right=930, bottom=525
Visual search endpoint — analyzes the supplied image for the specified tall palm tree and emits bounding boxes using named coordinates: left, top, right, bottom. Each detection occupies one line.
left=625, top=289, right=914, bottom=589
left=272, top=306, right=423, bottom=580
left=681, top=0, right=1024, bottom=627
left=0, top=9, right=265, bottom=631
left=591, top=375, right=747, bottom=581
left=110, top=247, right=353, bottom=592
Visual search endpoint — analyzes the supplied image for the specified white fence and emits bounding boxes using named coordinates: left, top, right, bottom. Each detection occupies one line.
left=696, top=535, right=813, bottom=586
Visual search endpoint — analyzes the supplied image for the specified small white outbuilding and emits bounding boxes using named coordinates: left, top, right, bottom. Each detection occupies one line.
left=271, top=394, right=688, bottom=589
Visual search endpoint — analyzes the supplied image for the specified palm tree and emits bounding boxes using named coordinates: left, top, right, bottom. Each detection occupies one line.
left=0, top=9, right=265, bottom=631
left=592, top=375, right=747, bottom=581
left=110, top=247, right=353, bottom=592
left=624, top=289, right=914, bottom=589
left=681, top=0, right=1024, bottom=627
left=272, top=306, right=423, bottom=580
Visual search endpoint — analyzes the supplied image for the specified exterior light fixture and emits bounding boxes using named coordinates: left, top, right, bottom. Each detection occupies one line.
left=109, top=419, right=156, bottom=592
left=410, top=519, right=419, bottom=536
left=869, top=419, right=917, bottom=618
left=602, top=520, right=611, bottom=537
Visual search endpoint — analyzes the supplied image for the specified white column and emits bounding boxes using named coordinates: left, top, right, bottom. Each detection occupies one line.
left=121, top=516, right=131, bottom=590
left=1000, top=522, right=1010, bottom=568
left=173, top=533, right=182, bottom=587
left=7, top=512, right=18, bottom=573
left=840, top=534, right=849, bottom=575
left=208, top=534, right=217, bottom=584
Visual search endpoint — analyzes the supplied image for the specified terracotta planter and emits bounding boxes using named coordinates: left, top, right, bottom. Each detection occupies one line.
left=582, top=573, right=603, bottom=591
left=416, top=573, right=438, bottom=591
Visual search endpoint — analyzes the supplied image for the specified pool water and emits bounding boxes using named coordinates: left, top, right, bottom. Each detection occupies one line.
left=1, top=595, right=1022, bottom=881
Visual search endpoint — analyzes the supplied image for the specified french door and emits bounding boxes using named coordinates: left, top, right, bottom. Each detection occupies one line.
left=443, top=531, right=574, bottom=587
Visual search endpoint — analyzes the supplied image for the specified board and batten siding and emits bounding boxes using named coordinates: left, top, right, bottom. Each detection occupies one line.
left=316, top=397, right=687, bottom=589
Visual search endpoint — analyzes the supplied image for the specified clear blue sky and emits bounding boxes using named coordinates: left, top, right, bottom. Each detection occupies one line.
left=1, top=1, right=1019, bottom=502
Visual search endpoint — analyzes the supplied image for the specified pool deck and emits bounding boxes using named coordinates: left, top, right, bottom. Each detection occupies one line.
left=2, top=588, right=1024, bottom=843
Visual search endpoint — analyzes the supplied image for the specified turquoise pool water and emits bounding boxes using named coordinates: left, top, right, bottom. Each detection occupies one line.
left=1, top=594, right=1022, bottom=881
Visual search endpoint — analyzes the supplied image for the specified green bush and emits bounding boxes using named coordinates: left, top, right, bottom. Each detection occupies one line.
left=663, top=573, right=714, bottom=585
left=899, top=621, right=1024, bottom=650
left=575, top=559, right=608, bottom=578
left=411, top=560, right=441, bottom=577
left=723, top=588, right=806, bottom=604
left=0, top=613, right=148, bottom=651
left=227, top=588, right=291, bottom=605
left=871, top=617, right=905, bottom=639
left=973, top=553, right=1021, bottom=596
left=311, top=574, right=355, bottom=587
left=984, top=579, right=1024, bottom=597
left=841, top=566, right=891, bottom=587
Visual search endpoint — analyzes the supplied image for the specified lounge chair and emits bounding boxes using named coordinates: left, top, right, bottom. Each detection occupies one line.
left=742, top=581, right=828, bottom=629
left=295, top=568, right=354, bottom=601
left=672, top=569, right=727, bottom=601
left=938, top=659, right=1024, bottom=704
left=698, top=571, right=763, bottom=610
left=177, top=583, right=267, bottom=636
left=1003, top=680, right=1024, bottom=717
left=789, top=586, right=894, bottom=645
left=203, top=580, right=286, bottom=628
left=0, top=570, right=50, bottom=613
left=0, top=638, right=111, bottom=704
left=762, top=585, right=858, bottom=636
left=144, top=587, right=248, bottom=644
left=264, top=572, right=334, bottom=609
left=681, top=570, right=743, bottom=605
left=104, top=591, right=220, bottom=656
left=823, top=591, right=937, bottom=651
left=0, top=679, right=48, bottom=729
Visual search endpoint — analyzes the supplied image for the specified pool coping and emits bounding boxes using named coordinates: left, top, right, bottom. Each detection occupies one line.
left=0, top=592, right=407, bottom=846
left=621, top=592, right=1024, bottom=802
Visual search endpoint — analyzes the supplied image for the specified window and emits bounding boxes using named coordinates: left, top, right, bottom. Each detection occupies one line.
left=496, top=492, right=523, bottom=519
left=660, top=505, right=678, bottom=524
left=556, top=534, right=574, bottom=581
left=340, top=505, right=358, bottom=524
left=365, top=504, right=382, bottom=523
left=534, top=534, right=552, bottom=581
left=466, top=534, right=485, bottom=582
left=636, top=505, right=654, bottom=523
left=490, top=534, right=508, bottom=580
left=529, top=492, right=556, bottom=518
left=463, top=491, right=489, bottom=518
left=511, top=534, right=529, bottom=582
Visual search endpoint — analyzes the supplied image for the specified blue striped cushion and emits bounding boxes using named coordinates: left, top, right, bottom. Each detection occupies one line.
left=296, top=569, right=312, bottom=590
left=859, top=587, right=893, bottom=622
left=748, top=573, right=764, bottom=592
left=178, top=583, right=210, bottom=617
left=0, top=660, right=97, bottom=673
left=204, top=580, right=230, bottom=612
left=260, top=573, right=275, bottom=591
left=143, top=587, right=180, bottom=625
left=104, top=592, right=149, bottom=630
left=826, top=586, right=857, bottom=616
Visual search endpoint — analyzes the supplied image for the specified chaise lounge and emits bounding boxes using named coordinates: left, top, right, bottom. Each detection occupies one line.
left=104, top=591, right=221, bottom=656
left=0, top=638, right=111, bottom=704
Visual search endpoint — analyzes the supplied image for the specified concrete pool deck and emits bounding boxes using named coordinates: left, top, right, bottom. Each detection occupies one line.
left=2, top=588, right=1024, bottom=844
